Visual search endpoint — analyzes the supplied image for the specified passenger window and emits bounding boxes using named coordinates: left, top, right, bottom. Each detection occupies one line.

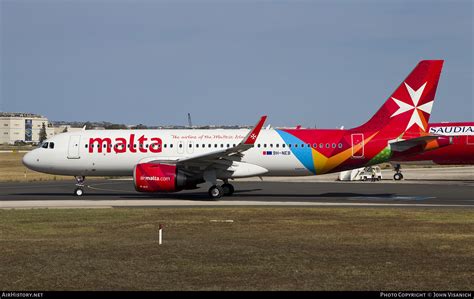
left=326, top=143, right=330, bottom=148
left=332, top=143, right=336, bottom=148
left=320, top=143, right=324, bottom=148
left=179, top=144, right=183, bottom=148
left=49, top=142, right=55, bottom=149
left=85, top=144, right=88, bottom=148
left=42, top=142, right=48, bottom=149
left=214, top=144, right=217, bottom=148
left=220, top=144, right=224, bottom=148
left=338, top=143, right=343, bottom=148
left=227, top=144, right=230, bottom=148
left=196, top=144, right=199, bottom=148
left=257, top=144, right=261, bottom=148
left=170, top=144, right=173, bottom=148
left=276, top=144, right=279, bottom=148
left=270, top=144, right=273, bottom=148
left=282, top=144, right=286, bottom=148
left=164, top=144, right=167, bottom=148
left=294, top=144, right=298, bottom=148
left=313, top=143, right=317, bottom=148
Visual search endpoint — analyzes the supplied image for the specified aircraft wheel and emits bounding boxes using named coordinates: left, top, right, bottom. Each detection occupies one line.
left=393, top=173, right=403, bottom=181
left=74, top=187, right=84, bottom=196
left=222, top=183, right=235, bottom=196
left=208, top=185, right=224, bottom=200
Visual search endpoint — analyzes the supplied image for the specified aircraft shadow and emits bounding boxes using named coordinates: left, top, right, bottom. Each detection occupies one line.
left=119, top=192, right=397, bottom=201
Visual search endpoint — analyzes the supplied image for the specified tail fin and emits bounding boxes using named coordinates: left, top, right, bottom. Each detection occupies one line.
left=353, top=60, right=444, bottom=138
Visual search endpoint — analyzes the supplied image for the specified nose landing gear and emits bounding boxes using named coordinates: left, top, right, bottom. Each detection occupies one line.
left=74, top=176, right=86, bottom=196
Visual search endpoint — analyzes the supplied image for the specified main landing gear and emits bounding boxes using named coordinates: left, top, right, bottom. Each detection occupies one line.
left=74, top=176, right=86, bottom=196
left=393, top=164, right=404, bottom=181
left=208, top=181, right=235, bottom=200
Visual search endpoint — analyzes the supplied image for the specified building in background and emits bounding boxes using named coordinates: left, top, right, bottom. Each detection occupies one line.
left=0, top=112, right=55, bottom=144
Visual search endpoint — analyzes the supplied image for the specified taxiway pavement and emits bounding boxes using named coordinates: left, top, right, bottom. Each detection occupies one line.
left=1, top=178, right=473, bottom=209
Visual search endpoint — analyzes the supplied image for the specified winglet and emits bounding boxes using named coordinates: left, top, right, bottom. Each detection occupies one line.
left=242, top=116, right=267, bottom=145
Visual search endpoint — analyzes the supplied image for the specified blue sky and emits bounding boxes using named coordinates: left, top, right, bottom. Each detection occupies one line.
left=1, top=0, right=472, bottom=128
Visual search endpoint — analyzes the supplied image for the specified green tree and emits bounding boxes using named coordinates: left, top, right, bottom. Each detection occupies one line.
left=132, top=124, right=148, bottom=129
left=39, top=122, right=48, bottom=143
left=105, top=123, right=128, bottom=130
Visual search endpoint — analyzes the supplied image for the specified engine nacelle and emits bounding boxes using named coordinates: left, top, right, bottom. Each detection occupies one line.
left=133, top=163, right=188, bottom=193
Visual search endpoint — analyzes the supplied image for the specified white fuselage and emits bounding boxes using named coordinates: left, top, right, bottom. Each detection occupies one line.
left=22, top=129, right=314, bottom=177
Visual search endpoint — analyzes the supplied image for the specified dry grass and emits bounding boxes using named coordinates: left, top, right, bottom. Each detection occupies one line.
left=0, top=207, right=472, bottom=291
left=0, top=152, right=71, bottom=182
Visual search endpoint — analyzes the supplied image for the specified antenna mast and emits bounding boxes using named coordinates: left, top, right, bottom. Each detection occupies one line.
left=187, top=113, right=193, bottom=128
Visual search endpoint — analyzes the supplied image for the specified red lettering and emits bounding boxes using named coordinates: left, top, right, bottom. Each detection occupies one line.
left=138, top=135, right=148, bottom=153
left=129, top=134, right=136, bottom=153
left=88, top=135, right=163, bottom=154
left=114, top=137, right=127, bottom=153
left=89, top=138, right=112, bottom=153
left=149, top=137, right=162, bottom=153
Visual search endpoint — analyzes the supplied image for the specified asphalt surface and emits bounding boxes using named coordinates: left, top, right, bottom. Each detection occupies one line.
left=0, top=179, right=473, bottom=208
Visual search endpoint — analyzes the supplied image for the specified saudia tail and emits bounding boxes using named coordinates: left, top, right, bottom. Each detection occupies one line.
left=352, top=60, right=444, bottom=138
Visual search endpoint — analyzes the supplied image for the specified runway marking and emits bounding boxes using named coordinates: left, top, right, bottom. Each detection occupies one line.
left=352, top=195, right=436, bottom=201
left=1, top=200, right=473, bottom=209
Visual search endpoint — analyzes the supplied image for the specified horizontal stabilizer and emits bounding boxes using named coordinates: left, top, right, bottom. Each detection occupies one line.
left=390, top=135, right=452, bottom=154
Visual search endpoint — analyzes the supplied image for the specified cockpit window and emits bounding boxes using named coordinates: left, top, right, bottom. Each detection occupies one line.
left=41, top=142, right=49, bottom=149
left=49, top=142, right=55, bottom=149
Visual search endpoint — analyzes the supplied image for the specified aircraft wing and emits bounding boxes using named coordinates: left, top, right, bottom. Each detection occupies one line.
left=143, top=116, right=267, bottom=176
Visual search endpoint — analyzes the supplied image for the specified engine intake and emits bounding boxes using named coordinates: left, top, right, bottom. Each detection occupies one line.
left=133, top=163, right=189, bottom=192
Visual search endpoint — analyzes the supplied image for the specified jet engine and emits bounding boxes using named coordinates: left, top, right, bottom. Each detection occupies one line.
left=133, top=163, right=190, bottom=192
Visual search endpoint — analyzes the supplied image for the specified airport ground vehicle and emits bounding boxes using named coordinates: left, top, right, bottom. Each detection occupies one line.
left=338, top=166, right=382, bottom=181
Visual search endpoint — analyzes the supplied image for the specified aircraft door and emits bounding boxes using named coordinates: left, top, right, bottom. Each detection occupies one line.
left=351, top=133, right=364, bottom=158
left=67, top=135, right=81, bottom=159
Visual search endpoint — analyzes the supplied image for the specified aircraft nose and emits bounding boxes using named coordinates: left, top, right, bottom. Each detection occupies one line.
left=22, top=151, right=36, bottom=169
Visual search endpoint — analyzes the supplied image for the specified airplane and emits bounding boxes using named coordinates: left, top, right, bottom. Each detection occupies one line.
left=390, top=122, right=474, bottom=180
left=23, top=60, right=447, bottom=199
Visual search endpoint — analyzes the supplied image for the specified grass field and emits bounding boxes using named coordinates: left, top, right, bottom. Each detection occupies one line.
left=0, top=152, right=71, bottom=182
left=0, top=207, right=472, bottom=290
